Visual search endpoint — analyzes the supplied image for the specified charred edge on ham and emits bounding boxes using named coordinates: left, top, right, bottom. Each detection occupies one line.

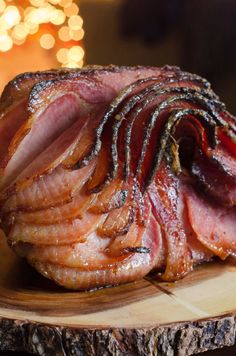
left=78, top=73, right=226, bottom=193
left=145, top=109, right=218, bottom=188
left=1, top=65, right=236, bottom=290
left=71, top=69, right=212, bottom=171
left=123, top=246, right=151, bottom=254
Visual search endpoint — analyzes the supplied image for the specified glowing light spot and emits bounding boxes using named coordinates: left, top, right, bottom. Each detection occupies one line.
left=48, top=0, right=61, bottom=4
left=0, top=33, right=13, bottom=51
left=0, top=1, right=85, bottom=68
left=70, top=28, right=84, bottom=41
left=40, top=33, right=55, bottom=49
left=50, top=9, right=66, bottom=25
left=60, top=0, right=73, bottom=7
left=64, top=3, right=78, bottom=17
left=58, top=26, right=71, bottom=41
left=2, top=6, right=21, bottom=29
left=78, top=59, right=84, bottom=67
left=30, top=0, right=46, bottom=6
left=56, top=47, right=69, bottom=63
left=68, top=15, right=83, bottom=30
left=0, top=1, right=6, bottom=14
left=12, top=37, right=26, bottom=46
left=65, top=61, right=80, bottom=68
left=12, top=23, right=28, bottom=40
left=24, top=6, right=34, bottom=17
left=68, top=45, right=84, bottom=62
left=27, top=7, right=52, bottom=24
left=24, top=20, right=39, bottom=34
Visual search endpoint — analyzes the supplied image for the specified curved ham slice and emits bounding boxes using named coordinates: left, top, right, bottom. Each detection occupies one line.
left=98, top=205, right=134, bottom=238
left=0, top=69, right=65, bottom=114
left=88, top=179, right=125, bottom=213
left=0, top=100, right=28, bottom=170
left=106, top=223, right=143, bottom=257
left=0, top=93, right=87, bottom=192
left=14, top=232, right=125, bottom=270
left=0, top=70, right=66, bottom=169
left=31, top=213, right=163, bottom=290
left=208, top=145, right=236, bottom=179
left=148, top=164, right=192, bottom=281
left=9, top=190, right=95, bottom=225
left=2, top=162, right=95, bottom=213
left=11, top=116, right=88, bottom=191
left=192, top=152, right=236, bottom=206
left=9, top=212, right=103, bottom=246
left=185, top=185, right=236, bottom=260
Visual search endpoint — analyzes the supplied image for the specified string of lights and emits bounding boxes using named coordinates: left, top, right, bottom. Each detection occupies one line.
left=0, top=0, right=85, bottom=68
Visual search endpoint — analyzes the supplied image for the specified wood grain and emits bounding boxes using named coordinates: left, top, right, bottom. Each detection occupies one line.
left=0, top=230, right=236, bottom=355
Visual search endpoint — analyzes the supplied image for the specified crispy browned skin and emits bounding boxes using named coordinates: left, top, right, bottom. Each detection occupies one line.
left=0, top=65, right=235, bottom=290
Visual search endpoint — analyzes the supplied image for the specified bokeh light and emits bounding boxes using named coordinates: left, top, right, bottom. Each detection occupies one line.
left=0, top=32, right=13, bottom=51
left=40, top=33, right=55, bottom=49
left=68, top=15, right=83, bottom=31
left=0, top=0, right=85, bottom=68
left=56, top=47, right=69, bottom=63
left=58, top=26, right=71, bottom=41
left=64, top=3, right=79, bottom=17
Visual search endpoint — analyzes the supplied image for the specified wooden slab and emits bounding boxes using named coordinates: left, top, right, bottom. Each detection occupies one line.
left=0, top=231, right=235, bottom=356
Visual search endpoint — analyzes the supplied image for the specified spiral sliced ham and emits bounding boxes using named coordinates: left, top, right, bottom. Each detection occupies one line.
left=0, top=65, right=235, bottom=290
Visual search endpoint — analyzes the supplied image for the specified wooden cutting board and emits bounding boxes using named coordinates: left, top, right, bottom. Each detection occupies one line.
left=0, top=231, right=235, bottom=356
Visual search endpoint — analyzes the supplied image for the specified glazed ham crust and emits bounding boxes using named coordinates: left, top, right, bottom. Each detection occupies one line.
left=0, top=65, right=235, bottom=290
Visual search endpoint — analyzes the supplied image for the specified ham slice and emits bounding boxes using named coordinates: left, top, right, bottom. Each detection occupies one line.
left=0, top=65, right=235, bottom=290
left=185, top=186, right=236, bottom=259
left=2, top=162, right=96, bottom=213
left=9, top=190, right=95, bottom=225
left=9, top=212, right=103, bottom=246
left=0, top=93, right=90, bottom=192
left=32, top=214, right=163, bottom=290
left=191, top=150, right=236, bottom=206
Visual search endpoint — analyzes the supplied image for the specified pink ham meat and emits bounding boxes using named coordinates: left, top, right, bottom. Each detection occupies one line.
left=0, top=65, right=235, bottom=290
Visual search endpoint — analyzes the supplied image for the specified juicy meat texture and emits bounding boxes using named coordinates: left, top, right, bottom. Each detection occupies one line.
left=0, top=65, right=235, bottom=290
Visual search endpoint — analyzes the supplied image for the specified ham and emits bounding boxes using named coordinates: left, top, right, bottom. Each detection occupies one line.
left=9, top=212, right=102, bottom=246
left=0, top=65, right=235, bottom=290
left=2, top=162, right=96, bottom=213
left=185, top=186, right=236, bottom=259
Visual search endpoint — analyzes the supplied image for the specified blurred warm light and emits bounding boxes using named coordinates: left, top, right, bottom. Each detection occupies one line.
left=0, top=0, right=85, bottom=72
left=64, top=3, right=79, bottom=17
left=56, top=47, right=69, bottom=63
left=0, top=2, right=6, bottom=14
left=2, top=6, right=21, bottom=29
left=66, top=61, right=80, bottom=68
left=68, top=45, right=84, bottom=62
left=12, top=23, right=28, bottom=40
left=29, top=6, right=53, bottom=24
left=12, top=37, right=26, bottom=46
left=40, top=33, right=55, bottom=49
left=30, top=0, right=46, bottom=6
left=58, top=25, right=71, bottom=41
left=49, top=0, right=61, bottom=4
left=70, top=28, right=84, bottom=41
left=24, top=6, right=34, bottom=17
left=60, top=0, right=73, bottom=7
left=50, top=9, right=66, bottom=25
left=68, top=15, right=83, bottom=30
left=0, top=32, right=13, bottom=51
left=24, top=21, right=39, bottom=34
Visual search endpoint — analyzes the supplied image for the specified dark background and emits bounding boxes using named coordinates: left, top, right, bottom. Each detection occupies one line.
left=80, top=0, right=236, bottom=114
